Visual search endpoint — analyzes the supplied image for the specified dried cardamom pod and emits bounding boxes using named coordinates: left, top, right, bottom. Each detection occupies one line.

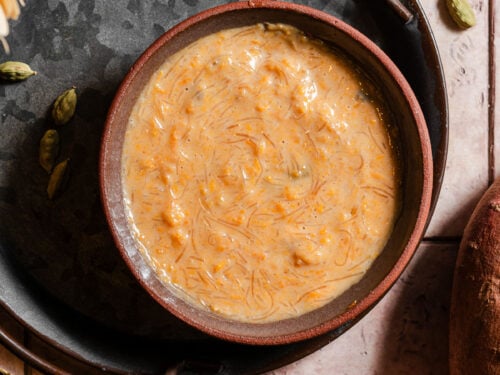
left=39, top=129, right=59, bottom=173
left=446, top=0, right=476, bottom=29
left=51, top=87, right=77, bottom=126
left=47, top=159, right=69, bottom=200
left=0, top=61, right=36, bottom=81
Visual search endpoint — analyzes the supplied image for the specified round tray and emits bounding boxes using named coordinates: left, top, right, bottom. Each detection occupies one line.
left=0, top=0, right=447, bottom=373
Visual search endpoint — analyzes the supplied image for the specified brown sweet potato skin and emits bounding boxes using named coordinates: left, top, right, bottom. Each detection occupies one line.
left=450, top=179, right=500, bottom=375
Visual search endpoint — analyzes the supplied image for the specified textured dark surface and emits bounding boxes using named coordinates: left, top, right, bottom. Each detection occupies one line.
left=0, top=0, right=447, bottom=373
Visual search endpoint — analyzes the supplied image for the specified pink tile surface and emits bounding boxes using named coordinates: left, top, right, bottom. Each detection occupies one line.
left=423, top=0, right=490, bottom=238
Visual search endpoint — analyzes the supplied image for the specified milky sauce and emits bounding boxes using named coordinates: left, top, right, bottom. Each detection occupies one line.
left=122, top=24, right=401, bottom=323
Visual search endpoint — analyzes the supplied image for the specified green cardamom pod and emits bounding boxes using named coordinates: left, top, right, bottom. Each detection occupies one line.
left=446, top=0, right=476, bottom=29
left=47, top=159, right=69, bottom=200
left=51, top=87, right=77, bottom=126
left=39, top=129, right=60, bottom=173
left=0, top=61, right=37, bottom=81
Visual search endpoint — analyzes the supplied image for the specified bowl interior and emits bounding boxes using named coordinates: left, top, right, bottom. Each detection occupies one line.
left=100, top=3, right=432, bottom=345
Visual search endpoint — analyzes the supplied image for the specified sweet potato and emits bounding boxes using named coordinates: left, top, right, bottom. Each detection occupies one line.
left=449, top=179, right=500, bottom=375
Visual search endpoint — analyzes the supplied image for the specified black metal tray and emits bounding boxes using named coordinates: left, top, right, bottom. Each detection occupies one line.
left=0, top=0, right=447, bottom=373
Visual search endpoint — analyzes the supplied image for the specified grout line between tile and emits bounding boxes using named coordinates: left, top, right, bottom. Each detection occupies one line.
left=489, top=0, right=496, bottom=184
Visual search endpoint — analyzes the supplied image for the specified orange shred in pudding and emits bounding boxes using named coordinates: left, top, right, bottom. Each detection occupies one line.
left=122, top=23, right=401, bottom=323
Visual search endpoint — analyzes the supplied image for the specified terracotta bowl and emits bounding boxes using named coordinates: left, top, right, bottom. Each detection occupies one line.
left=100, top=1, right=433, bottom=345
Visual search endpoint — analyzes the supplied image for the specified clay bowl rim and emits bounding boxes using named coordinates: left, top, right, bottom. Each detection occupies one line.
left=100, top=0, right=433, bottom=345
